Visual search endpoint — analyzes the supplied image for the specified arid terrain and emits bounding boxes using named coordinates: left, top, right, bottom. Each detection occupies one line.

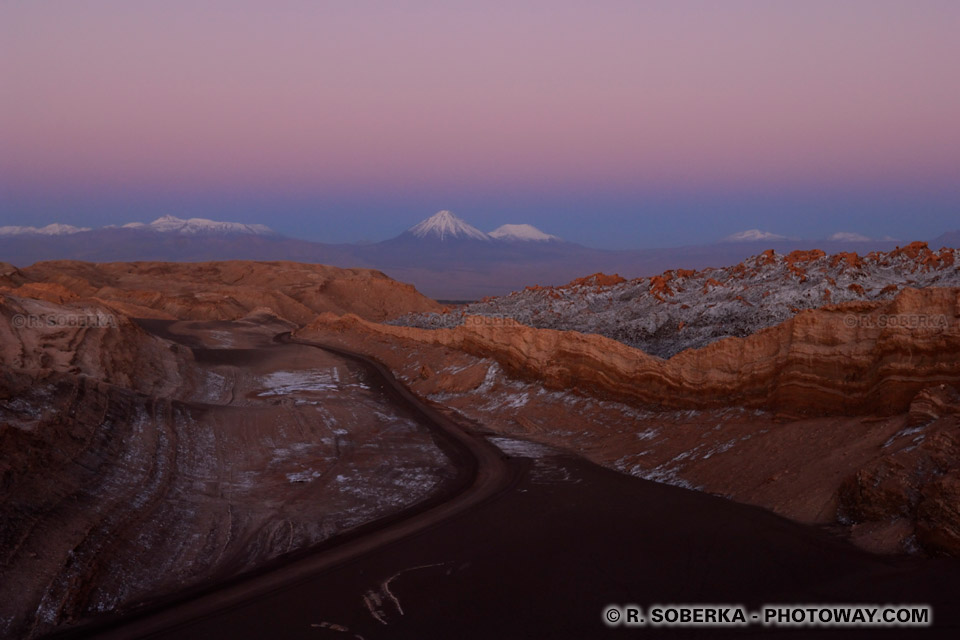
left=1, top=251, right=959, bottom=637
left=0, top=263, right=454, bottom=637
left=395, top=242, right=959, bottom=357
left=366, top=244, right=960, bottom=556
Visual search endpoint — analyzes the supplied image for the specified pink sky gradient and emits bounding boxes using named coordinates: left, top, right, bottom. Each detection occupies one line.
left=1, top=1, right=958, bottom=246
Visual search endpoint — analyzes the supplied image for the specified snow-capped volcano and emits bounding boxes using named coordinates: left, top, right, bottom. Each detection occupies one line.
left=828, top=232, right=874, bottom=242
left=121, top=215, right=273, bottom=235
left=489, top=224, right=561, bottom=242
left=723, top=229, right=788, bottom=242
left=0, top=223, right=91, bottom=236
left=408, top=211, right=490, bottom=241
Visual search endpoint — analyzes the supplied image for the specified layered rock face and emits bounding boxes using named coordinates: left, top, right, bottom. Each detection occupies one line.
left=2, top=260, right=440, bottom=324
left=0, top=294, right=192, bottom=394
left=309, top=287, right=960, bottom=417
left=0, top=292, right=453, bottom=638
left=395, top=242, right=959, bottom=357
left=298, top=298, right=960, bottom=556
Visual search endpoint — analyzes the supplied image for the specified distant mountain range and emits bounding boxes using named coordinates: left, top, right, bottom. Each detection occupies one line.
left=1, top=210, right=956, bottom=300
left=0, top=223, right=92, bottom=236
left=0, top=215, right=273, bottom=237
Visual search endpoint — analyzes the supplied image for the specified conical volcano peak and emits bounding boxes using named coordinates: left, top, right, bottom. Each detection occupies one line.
left=408, top=210, right=490, bottom=241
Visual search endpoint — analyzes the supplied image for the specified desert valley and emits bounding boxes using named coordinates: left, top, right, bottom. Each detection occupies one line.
left=5, top=2, right=960, bottom=637
left=2, top=233, right=960, bottom=637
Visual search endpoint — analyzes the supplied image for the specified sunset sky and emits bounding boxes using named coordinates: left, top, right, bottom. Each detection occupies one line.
left=2, top=1, right=958, bottom=247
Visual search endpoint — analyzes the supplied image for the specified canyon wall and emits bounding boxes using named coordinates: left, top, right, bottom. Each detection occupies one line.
left=304, top=287, right=960, bottom=417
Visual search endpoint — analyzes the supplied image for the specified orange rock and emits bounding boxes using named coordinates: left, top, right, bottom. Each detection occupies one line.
left=702, top=278, right=723, bottom=294
left=920, top=252, right=942, bottom=271
left=830, top=252, right=864, bottom=269
left=568, top=273, right=626, bottom=288
left=754, top=249, right=777, bottom=267
left=649, top=275, right=675, bottom=297
left=891, top=241, right=930, bottom=260
left=728, top=264, right=747, bottom=278
left=786, top=249, right=826, bottom=265
left=7, top=282, right=79, bottom=304
left=940, top=248, right=956, bottom=268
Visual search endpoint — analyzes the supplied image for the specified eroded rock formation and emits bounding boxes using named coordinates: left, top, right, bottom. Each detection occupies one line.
left=395, top=242, right=960, bottom=358
left=307, top=287, right=960, bottom=417
left=839, top=385, right=960, bottom=556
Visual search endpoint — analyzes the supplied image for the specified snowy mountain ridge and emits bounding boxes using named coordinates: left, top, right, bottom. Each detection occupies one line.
left=0, top=223, right=92, bottom=236
left=723, top=229, right=789, bottom=242
left=119, top=215, right=274, bottom=235
left=0, top=216, right=274, bottom=236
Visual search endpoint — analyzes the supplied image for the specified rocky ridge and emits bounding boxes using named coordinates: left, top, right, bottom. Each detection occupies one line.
left=1, top=260, right=440, bottom=325
left=394, top=242, right=959, bottom=358
left=324, top=286, right=960, bottom=417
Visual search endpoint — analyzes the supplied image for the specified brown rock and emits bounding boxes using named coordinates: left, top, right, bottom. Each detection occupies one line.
left=300, top=288, right=960, bottom=417
left=649, top=275, right=674, bottom=297
left=917, top=476, right=960, bottom=555
left=891, top=241, right=930, bottom=260
left=12, top=261, right=440, bottom=324
left=831, top=252, right=864, bottom=269
left=567, top=273, right=626, bottom=288
left=909, top=385, right=960, bottom=426
left=754, top=249, right=777, bottom=267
